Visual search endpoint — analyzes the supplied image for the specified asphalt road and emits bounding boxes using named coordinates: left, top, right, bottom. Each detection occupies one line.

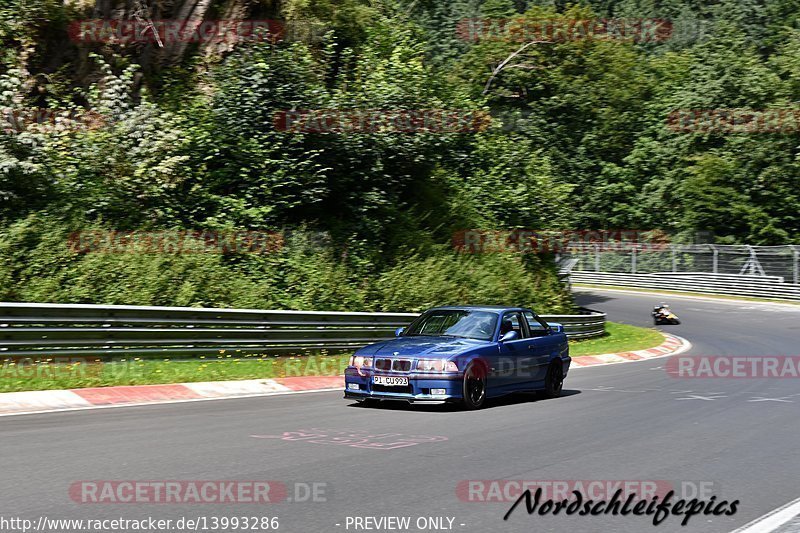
left=2, top=289, right=800, bottom=533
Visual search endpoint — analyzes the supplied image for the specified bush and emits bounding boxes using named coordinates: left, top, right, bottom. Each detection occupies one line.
left=0, top=217, right=572, bottom=313
left=377, top=248, right=573, bottom=313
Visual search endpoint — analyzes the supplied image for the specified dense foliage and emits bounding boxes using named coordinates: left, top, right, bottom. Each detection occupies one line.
left=1, top=0, right=798, bottom=310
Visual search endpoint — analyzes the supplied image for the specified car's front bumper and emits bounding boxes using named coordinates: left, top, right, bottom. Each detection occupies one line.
left=343, top=367, right=462, bottom=403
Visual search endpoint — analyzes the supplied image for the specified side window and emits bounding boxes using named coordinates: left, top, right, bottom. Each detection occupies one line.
left=500, top=312, right=528, bottom=339
left=524, top=311, right=550, bottom=337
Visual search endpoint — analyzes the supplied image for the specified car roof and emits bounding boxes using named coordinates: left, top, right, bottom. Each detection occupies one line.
left=427, top=305, right=527, bottom=314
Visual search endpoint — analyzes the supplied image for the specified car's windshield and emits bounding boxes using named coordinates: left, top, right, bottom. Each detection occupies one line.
left=403, top=310, right=498, bottom=341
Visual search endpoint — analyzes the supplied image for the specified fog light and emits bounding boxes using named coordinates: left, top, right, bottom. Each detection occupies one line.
left=347, top=383, right=360, bottom=391
left=431, top=389, right=446, bottom=395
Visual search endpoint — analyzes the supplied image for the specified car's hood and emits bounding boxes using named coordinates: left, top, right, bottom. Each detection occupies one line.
left=357, top=336, right=489, bottom=358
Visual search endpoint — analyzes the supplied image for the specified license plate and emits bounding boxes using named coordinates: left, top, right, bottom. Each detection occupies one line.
left=373, top=376, right=408, bottom=386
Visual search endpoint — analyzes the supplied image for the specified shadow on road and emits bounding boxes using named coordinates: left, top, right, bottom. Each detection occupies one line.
left=573, top=290, right=615, bottom=307
left=345, top=389, right=581, bottom=413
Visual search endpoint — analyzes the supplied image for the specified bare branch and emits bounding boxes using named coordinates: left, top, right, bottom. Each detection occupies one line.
left=132, top=0, right=164, bottom=48
left=482, top=40, right=550, bottom=96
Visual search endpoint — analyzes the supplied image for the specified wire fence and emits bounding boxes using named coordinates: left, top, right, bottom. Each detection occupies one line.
left=564, top=244, right=800, bottom=284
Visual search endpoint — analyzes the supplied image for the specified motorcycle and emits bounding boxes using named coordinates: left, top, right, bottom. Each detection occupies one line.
left=652, top=305, right=681, bottom=325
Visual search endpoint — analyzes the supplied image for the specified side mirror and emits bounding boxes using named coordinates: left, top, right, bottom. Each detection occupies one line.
left=548, top=324, right=564, bottom=334
left=499, top=330, right=519, bottom=342
left=395, top=327, right=405, bottom=337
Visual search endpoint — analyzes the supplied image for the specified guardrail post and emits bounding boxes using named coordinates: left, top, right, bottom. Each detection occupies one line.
left=594, top=244, right=600, bottom=272
left=793, top=246, right=799, bottom=285
left=711, top=245, right=718, bottom=274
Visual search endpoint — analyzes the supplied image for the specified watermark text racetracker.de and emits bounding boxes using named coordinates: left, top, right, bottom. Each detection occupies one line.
left=452, top=229, right=670, bottom=254
left=68, top=19, right=285, bottom=43
left=71, top=480, right=283, bottom=504
left=1, top=107, right=105, bottom=134
left=667, top=355, right=800, bottom=378
left=455, top=17, right=673, bottom=43
left=667, top=108, right=800, bottom=134
left=456, top=480, right=737, bottom=526
left=67, top=230, right=284, bottom=254
left=59, top=479, right=326, bottom=528
left=69, top=480, right=327, bottom=504
left=0, top=354, right=349, bottom=383
left=36, top=480, right=319, bottom=532
left=1, top=356, right=104, bottom=379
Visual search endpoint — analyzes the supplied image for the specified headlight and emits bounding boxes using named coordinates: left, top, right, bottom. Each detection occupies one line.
left=416, top=359, right=458, bottom=372
left=349, top=355, right=373, bottom=368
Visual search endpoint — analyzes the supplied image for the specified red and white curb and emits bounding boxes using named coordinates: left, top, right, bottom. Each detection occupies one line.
left=0, top=376, right=343, bottom=417
left=570, top=334, right=690, bottom=368
left=0, top=335, right=689, bottom=417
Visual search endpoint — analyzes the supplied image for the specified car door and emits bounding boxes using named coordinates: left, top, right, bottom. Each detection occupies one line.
left=496, top=311, right=532, bottom=389
left=524, top=310, right=562, bottom=384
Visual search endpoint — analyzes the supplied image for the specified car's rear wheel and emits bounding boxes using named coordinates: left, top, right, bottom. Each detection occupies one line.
left=543, top=361, right=564, bottom=399
left=462, top=362, right=487, bottom=410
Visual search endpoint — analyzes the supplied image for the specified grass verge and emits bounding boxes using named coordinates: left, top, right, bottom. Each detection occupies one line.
left=0, top=352, right=352, bottom=393
left=569, top=321, right=665, bottom=357
left=1, top=322, right=665, bottom=392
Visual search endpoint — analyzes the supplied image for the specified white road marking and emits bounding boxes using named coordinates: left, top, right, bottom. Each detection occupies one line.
left=730, top=496, right=800, bottom=533
left=747, top=397, right=794, bottom=403
left=774, top=517, right=800, bottom=533
left=675, top=394, right=726, bottom=401
left=588, top=388, right=648, bottom=393
left=579, top=387, right=796, bottom=404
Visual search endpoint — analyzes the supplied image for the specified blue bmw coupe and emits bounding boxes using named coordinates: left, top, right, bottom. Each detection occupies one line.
left=344, top=306, right=570, bottom=409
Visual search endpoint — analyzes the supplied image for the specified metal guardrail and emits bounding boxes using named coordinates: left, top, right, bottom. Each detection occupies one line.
left=0, top=303, right=606, bottom=358
left=539, top=308, right=606, bottom=340
left=571, top=271, right=800, bottom=301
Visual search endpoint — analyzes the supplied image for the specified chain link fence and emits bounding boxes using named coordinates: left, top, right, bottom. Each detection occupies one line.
left=564, top=244, right=800, bottom=285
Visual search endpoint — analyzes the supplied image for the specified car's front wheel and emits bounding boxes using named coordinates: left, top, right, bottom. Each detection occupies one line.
left=462, top=362, right=487, bottom=410
left=542, top=361, right=564, bottom=399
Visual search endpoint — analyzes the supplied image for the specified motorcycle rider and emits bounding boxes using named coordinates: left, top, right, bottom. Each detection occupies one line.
left=652, top=302, right=679, bottom=324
